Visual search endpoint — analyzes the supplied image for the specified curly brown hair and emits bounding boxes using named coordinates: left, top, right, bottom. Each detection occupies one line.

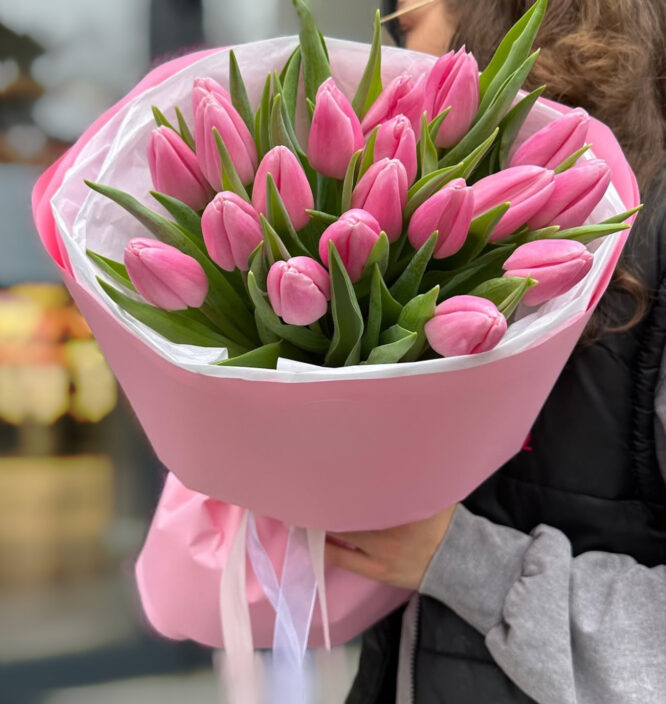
left=447, top=0, right=666, bottom=335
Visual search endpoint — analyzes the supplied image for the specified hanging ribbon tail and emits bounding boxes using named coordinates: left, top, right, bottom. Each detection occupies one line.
left=307, top=528, right=331, bottom=651
left=219, top=509, right=261, bottom=704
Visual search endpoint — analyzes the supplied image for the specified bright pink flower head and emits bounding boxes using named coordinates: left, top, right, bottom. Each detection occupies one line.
left=503, top=239, right=594, bottom=306
left=193, top=83, right=257, bottom=188
left=361, top=73, right=426, bottom=137
left=425, top=295, right=507, bottom=357
left=252, top=146, right=315, bottom=231
left=267, top=257, right=331, bottom=326
left=528, top=158, right=612, bottom=231
left=351, top=158, right=408, bottom=243
left=124, top=238, right=208, bottom=311
left=308, top=78, right=365, bottom=180
left=201, top=192, right=263, bottom=272
left=147, top=127, right=212, bottom=211
left=472, top=166, right=555, bottom=242
left=374, top=115, right=418, bottom=185
left=408, top=178, right=474, bottom=258
left=426, top=47, right=480, bottom=148
left=510, top=108, right=591, bottom=170
left=318, top=209, right=382, bottom=282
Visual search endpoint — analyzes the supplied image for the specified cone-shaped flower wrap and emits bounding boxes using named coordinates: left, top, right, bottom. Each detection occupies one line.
left=252, top=146, right=314, bottom=231
left=360, top=73, right=426, bottom=136
left=374, top=115, right=418, bottom=185
left=308, top=78, right=364, bottom=179
left=201, top=192, right=263, bottom=272
left=425, top=295, right=507, bottom=357
left=147, top=127, right=211, bottom=211
left=124, top=238, right=208, bottom=310
left=319, top=209, right=382, bottom=282
left=351, top=158, right=408, bottom=242
left=510, top=108, right=590, bottom=169
left=503, top=239, right=594, bottom=306
left=407, top=178, right=474, bottom=258
left=472, top=166, right=555, bottom=241
left=528, top=159, right=612, bottom=231
left=193, top=77, right=258, bottom=188
left=426, top=47, right=479, bottom=148
left=267, top=256, right=331, bottom=326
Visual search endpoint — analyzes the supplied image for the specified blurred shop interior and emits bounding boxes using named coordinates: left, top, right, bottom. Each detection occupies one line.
left=0, top=0, right=377, bottom=702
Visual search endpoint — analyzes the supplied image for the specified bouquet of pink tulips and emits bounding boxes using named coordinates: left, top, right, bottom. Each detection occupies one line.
left=82, top=0, right=636, bottom=371
left=33, top=0, right=641, bottom=689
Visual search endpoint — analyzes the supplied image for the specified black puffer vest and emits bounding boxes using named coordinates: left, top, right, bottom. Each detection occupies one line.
left=347, top=169, right=666, bottom=704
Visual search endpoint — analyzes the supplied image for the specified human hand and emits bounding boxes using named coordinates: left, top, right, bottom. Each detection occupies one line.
left=325, top=505, right=457, bottom=590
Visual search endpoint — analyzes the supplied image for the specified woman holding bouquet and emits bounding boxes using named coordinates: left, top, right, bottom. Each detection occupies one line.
left=332, top=1, right=666, bottom=702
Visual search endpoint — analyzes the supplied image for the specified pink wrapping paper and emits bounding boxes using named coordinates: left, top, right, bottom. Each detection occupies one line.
left=32, top=41, right=640, bottom=647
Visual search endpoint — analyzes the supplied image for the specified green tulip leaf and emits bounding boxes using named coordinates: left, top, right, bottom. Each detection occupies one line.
left=213, top=127, right=250, bottom=201
left=470, top=275, right=537, bottom=319
left=601, top=206, right=643, bottom=225
left=248, top=241, right=269, bottom=290
left=150, top=190, right=203, bottom=241
left=397, top=285, right=439, bottom=361
left=229, top=50, right=256, bottom=137
left=352, top=10, right=383, bottom=118
left=341, top=149, right=363, bottom=212
left=326, top=241, right=365, bottom=366
left=217, top=342, right=282, bottom=369
left=419, top=111, right=440, bottom=179
left=306, top=209, right=338, bottom=226
left=548, top=222, right=631, bottom=245
left=247, top=271, right=330, bottom=354
left=255, top=74, right=272, bottom=159
left=354, top=231, right=390, bottom=298
left=280, top=47, right=302, bottom=126
left=98, top=278, right=246, bottom=353
left=259, top=213, right=291, bottom=265
left=359, top=125, right=379, bottom=180
left=151, top=106, right=174, bottom=130
left=264, top=173, right=310, bottom=257
left=174, top=106, right=196, bottom=151
left=87, top=250, right=135, bottom=292
left=292, top=0, right=331, bottom=104
left=405, top=164, right=465, bottom=219
left=270, top=81, right=304, bottom=156
left=553, top=144, right=592, bottom=174
left=366, top=326, right=417, bottom=365
left=390, top=231, right=438, bottom=305
left=496, top=86, right=546, bottom=170
left=479, top=0, right=547, bottom=110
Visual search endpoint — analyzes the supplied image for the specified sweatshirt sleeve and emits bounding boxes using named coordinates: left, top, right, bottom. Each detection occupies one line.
left=418, top=357, right=666, bottom=704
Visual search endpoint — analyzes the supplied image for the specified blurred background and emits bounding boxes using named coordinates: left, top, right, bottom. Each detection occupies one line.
left=0, top=0, right=382, bottom=701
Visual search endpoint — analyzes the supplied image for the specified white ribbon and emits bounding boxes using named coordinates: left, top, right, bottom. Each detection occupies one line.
left=219, top=511, right=330, bottom=704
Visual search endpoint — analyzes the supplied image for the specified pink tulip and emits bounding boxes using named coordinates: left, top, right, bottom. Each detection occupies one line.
left=361, top=73, right=426, bottom=136
left=147, top=127, right=212, bottom=211
left=351, top=158, right=408, bottom=243
left=193, top=82, right=257, bottom=188
left=252, top=146, right=314, bottom=231
left=528, top=159, right=612, bottom=231
left=374, top=115, right=418, bottom=185
left=124, top=238, right=208, bottom=311
left=472, top=166, right=555, bottom=242
left=192, top=77, right=232, bottom=116
left=308, top=78, right=365, bottom=180
left=267, top=257, right=331, bottom=326
left=425, top=295, right=507, bottom=357
left=510, top=108, right=590, bottom=170
left=426, top=47, right=480, bottom=148
left=407, top=178, right=474, bottom=258
left=201, top=192, right=263, bottom=272
left=503, top=239, right=594, bottom=306
left=318, top=209, right=382, bottom=282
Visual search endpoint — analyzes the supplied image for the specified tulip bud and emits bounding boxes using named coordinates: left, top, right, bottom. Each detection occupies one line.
left=425, top=295, right=507, bottom=357
left=318, top=209, right=382, bottom=282
left=252, top=146, right=315, bottom=231
left=509, top=108, right=590, bottom=170
left=472, top=166, right=555, bottom=242
left=407, top=178, right=474, bottom=258
left=502, top=239, right=594, bottom=306
left=374, top=115, right=418, bottom=185
left=147, top=127, right=212, bottom=211
left=308, top=78, right=365, bottom=180
left=201, top=192, right=263, bottom=272
left=528, top=159, right=612, bottom=231
left=361, top=73, right=426, bottom=136
left=193, top=82, right=257, bottom=188
left=124, top=238, right=208, bottom=311
left=267, top=257, right=331, bottom=326
left=351, top=158, right=408, bottom=243
left=426, top=48, right=480, bottom=148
